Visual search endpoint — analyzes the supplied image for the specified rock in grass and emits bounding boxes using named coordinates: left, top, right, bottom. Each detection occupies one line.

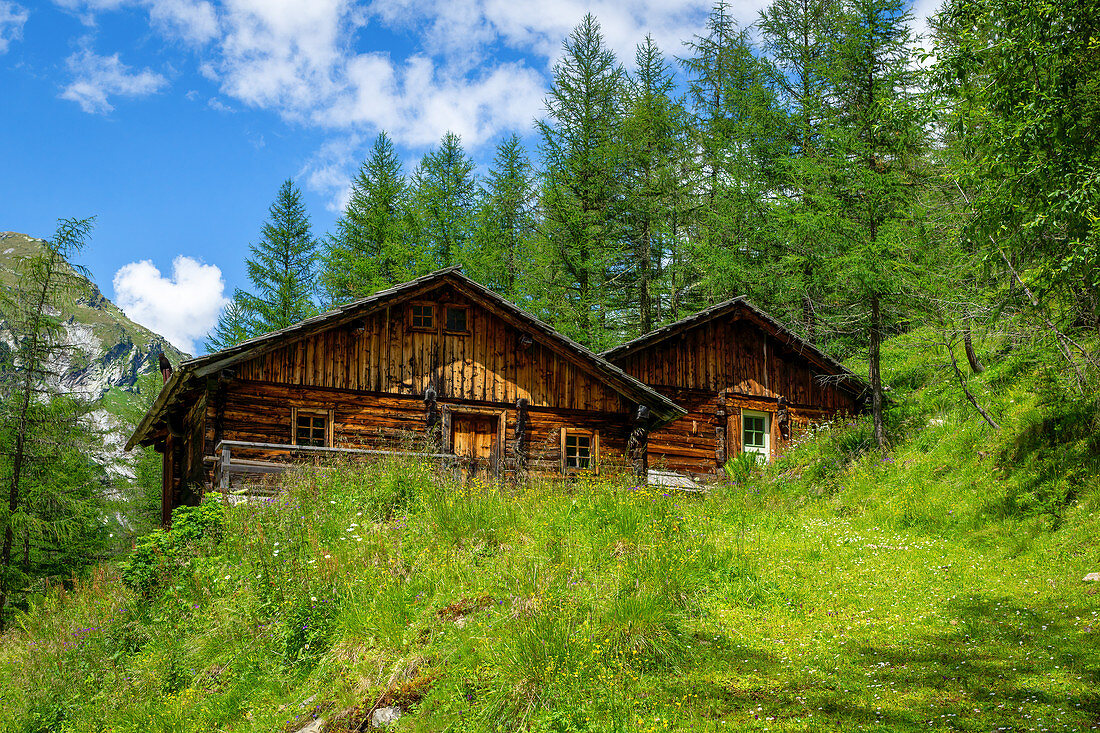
left=372, top=706, right=401, bottom=728
left=1085, top=572, right=1100, bottom=582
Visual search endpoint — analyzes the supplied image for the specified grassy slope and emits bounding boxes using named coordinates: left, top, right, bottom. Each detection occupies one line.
left=1, top=331, right=1098, bottom=733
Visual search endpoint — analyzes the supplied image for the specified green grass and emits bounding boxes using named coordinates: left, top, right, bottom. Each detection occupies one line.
left=2, top=330, right=1099, bottom=732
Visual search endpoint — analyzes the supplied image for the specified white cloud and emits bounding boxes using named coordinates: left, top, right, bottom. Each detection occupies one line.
left=0, top=1, right=28, bottom=54
left=61, top=47, right=168, bottom=113
left=148, top=0, right=218, bottom=44
left=112, top=256, right=230, bottom=354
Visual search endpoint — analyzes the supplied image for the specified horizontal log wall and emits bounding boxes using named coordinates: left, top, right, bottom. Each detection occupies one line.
left=233, top=286, right=629, bottom=414
left=644, top=387, right=853, bottom=478
left=201, top=379, right=631, bottom=486
left=614, top=316, right=861, bottom=414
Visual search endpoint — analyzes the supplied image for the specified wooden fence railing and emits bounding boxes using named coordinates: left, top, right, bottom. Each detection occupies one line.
left=210, top=440, right=457, bottom=493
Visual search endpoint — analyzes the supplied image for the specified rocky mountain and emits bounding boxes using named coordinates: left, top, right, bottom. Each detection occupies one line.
left=0, top=231, right=189, bottom=482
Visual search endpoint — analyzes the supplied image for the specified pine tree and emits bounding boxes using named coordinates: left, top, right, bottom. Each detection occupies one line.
left=410, top=132, right=476, bottom=271
left=822, top=0, right=927, bottom=447
left=621, top=36, right=690, bottom=335
left=537, top=14, right=627, bottom=349
left=681, top=2, right=791, bottom=318
left=239, top=179, right=318, bottom=333
left=467, top=135, right=537, bottom=300
left=205, top=290, right=257, bottom=351
left=320, top=132, right=409, bottom=305
left=759, top=0, right=841, bottom=340
left=0, top=218, right=107, bottom=630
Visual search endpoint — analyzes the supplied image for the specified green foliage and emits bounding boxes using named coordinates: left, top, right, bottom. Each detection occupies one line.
left=0, top=217, right=109, bottom=631
left=321, top=132, right=409, bottom=305
left=411, top=132, right=476, bottom=270
left=120, top=500, right=224, bottom=595
left=210, top=179, right=318, bottom=348
left=466, top=134, right=537, bottom=301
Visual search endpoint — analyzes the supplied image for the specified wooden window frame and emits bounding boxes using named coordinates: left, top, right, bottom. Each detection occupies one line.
left=408, top=302, right=436, bottom=332
left=291, top=407, right=334, bottom=448
left=560, top=428, right=599, bottom=475
left=443, top=304, right=470, bottom=336
left=741, top=409, right=770, bottom=463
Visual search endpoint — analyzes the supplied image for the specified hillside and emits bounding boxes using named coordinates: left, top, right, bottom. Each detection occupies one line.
left=0, top=329, right=1096, bottom=732
left=0, top=231, right=187, bottom=480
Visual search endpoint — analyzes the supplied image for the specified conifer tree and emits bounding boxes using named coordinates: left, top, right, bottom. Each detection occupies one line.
left=537, top=14, right=627, bottom=349
left=410, top=132, right=476, bottom=270
left=467, top=135, right=537, bottom=300
left=204, top=291, right=257, bottom=351
left=681, top=2, right=790, bottom=318
left=0, top=218, right=107, bottom=630
left=821, top=0, right=927, bottom=447
left=239, top=179, right=318, bottom=333
left=759, top=0, right=840, bottom=340
left=621, top=36, right=690, bottom=334
left=320, top=132, right=408, bottom=305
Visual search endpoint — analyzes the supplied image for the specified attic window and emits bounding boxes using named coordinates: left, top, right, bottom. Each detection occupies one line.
left=410, top=303, right=434, bottom=330
left=445, top=306, right=468, bottom=334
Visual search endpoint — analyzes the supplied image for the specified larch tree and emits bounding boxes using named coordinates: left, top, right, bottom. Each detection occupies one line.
left=681, top=2, right=791, bottom=318
left=239, top=179, right=319, bottom=334
left=621, top=35, right=690, bottom=335
left=0, top=218, right=107, bottom=631
left=467, top=134, right=537, bottom=301
left=759, top=0, right=841, bottom=340
left=822, top=0, right=927, bottom=447
left=537, top=13, right=627, bottom=350
left=320, top=132, right=409, bottom=306
left=204, top=290, right=257, bottom=351
left=410, top=132, right=477, bottom=271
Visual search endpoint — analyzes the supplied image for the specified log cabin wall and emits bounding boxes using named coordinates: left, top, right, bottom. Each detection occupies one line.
left=194, top=285, right=638, bottom=485
left=614, top=318, right=859, bottom=412
left=198, top=380, right=631, bottom=485
left=612, top=315, right=862, bottom=476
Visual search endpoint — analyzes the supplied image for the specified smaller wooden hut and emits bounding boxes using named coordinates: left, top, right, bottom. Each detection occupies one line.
left=127, top=267, right=685, bottom=524
left=602, top=298, right=868, bottom=479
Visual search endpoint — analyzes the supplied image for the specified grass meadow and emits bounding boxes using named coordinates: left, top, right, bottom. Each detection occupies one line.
left=2, top=331, right=1099, bottom=732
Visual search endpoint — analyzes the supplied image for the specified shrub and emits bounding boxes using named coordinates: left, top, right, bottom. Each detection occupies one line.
left=119, top=498, right=225, bottom=595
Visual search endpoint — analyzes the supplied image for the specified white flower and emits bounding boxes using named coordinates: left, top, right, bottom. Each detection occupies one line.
left=324, top=554, right=332, bottom=559
left=224, top=575, right=231, bottom=580
left=311, top=596, right=317, bottom=602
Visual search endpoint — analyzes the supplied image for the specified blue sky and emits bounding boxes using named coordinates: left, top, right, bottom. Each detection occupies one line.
left=0, top=0, right=934, bottom=355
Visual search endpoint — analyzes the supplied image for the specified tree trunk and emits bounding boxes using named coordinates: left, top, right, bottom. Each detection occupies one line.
left=869, top=294, right=887, bottom=449
left=946, top=338, right=1000, bottom=430
left=963, top=325, right=985, bottom=374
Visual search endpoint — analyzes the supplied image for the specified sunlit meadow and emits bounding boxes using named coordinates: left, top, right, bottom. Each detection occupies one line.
left=2, top=329, right=1099, bottom=731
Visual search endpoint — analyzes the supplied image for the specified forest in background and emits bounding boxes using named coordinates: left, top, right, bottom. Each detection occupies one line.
left=208, top=0, right=1100, bottom=452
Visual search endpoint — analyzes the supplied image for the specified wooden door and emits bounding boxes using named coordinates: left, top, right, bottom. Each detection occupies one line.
left=452, top=413, right=497, bottom=479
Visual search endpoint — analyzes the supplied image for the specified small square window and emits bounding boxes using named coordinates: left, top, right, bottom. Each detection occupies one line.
left=743, top=416, right=766, bottom=448
left=564, top=434, right=591, bottom=469
left=296, top=413, right=327, bottom=447
left=411, top=304, right=434, bottom=329
left=445, top=306, right=468, bottom=333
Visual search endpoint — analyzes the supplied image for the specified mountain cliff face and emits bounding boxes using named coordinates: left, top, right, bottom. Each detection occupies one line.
left=0, top=231, right=187, bottom=398
left=0, top=231, right=189, bottom=481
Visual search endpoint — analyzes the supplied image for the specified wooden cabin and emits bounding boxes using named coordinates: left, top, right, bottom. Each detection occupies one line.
left=126, top=268, right=684, bottom=524
left=602, top=298, right=868, bottom=479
